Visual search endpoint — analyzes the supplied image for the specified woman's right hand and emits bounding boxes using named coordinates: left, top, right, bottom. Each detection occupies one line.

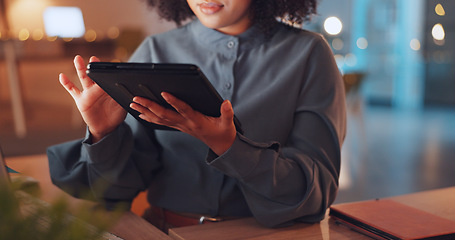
left=60, top=55, right=127, bottom=143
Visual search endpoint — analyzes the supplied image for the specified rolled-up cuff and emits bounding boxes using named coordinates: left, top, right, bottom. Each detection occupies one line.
left=206, top=134, right=279, bottom=179
left=81, top=123, right=132, bottom=166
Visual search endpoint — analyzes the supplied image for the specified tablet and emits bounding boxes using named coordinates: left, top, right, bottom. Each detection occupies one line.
left=86, top=62, right=242, bottom=133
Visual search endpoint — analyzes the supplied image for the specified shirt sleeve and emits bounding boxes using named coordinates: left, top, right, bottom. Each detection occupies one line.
left=207, top=39, right=346, bottom=227
left=47, top=40, right=161, bottom=204
left=47, top=114, right=162, bottom=205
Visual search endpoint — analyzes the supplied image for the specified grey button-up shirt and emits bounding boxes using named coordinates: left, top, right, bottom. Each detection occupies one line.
left=47, top=19, right=346, bottom=227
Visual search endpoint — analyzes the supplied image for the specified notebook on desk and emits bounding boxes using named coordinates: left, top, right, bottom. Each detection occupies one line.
left=329, top=199, right=455, bottom=240
left=0, top=146, right=124, bottom=240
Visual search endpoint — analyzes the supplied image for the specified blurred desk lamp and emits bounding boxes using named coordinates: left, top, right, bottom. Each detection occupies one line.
left=43, top=6, right=85, bottom=38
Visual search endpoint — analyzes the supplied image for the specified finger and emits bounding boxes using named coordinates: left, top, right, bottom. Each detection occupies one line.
left=73, top=55, right=94, bottom=89
left=89, top=56, right=100, bottom=63
left=130, top=102, right=161, bottom=122
left=59, top=73, right=81, bottom=100
left=132, top=97, right=162, bottom=111
left=131, top=97, right=182, bottom=124
left=161, top=92, right=195, bottom=119
left=220, top=100, right=234, bottom=127
left=130, top=101, right=181, bottom=130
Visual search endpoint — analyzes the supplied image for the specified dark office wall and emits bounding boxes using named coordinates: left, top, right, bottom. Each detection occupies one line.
left=424, top=1, right=455, bottom=106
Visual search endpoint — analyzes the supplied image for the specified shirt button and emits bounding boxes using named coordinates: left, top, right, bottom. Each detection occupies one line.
left=227, top=41, right=235, bottom=48
left=225, top=82, right=232, bottom=89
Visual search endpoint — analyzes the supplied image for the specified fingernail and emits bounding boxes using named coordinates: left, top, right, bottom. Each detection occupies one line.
left=223, top=100, right=232, bottom=110
left=161, top=92, right=169, bottom=101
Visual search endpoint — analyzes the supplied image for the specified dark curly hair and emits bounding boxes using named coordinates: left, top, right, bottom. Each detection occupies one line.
left=144, top=0, right=318, bottom=30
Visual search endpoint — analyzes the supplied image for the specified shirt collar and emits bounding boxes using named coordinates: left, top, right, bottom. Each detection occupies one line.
left=188, top=19, right=274, bottom=53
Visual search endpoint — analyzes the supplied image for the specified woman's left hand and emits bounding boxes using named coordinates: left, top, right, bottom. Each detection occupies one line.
left=130, top=92, right=237, bottom=156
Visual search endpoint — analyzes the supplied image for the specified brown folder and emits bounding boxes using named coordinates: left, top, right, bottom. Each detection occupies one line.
left=329, top=199, right=455, bottom=240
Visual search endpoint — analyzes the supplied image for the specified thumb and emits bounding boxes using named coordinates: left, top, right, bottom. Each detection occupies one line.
left=220, top=100, right=234, bottom=126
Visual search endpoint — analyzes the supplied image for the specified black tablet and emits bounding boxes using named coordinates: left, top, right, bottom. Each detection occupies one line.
left=86, top=62, right=242, bottom=133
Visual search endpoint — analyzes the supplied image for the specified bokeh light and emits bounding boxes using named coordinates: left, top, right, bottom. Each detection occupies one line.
left=410, top=39, right=421, bottom=51
left=84, top=29, right=97, bottom=42
left=345, top=53, right=358, bottom=67
left=107, top=27, right=120, bottom=39
left=432, top=23, right=445, bottom=41
left=324, top=17, right=343, bottom=35
left=435, top=4, right=445, bottom=16
left=332, top=38, right=344, bottom=51
left=18, top=29, right=30, bottom=41
left=356, top=37, right=368, bottom=49
left=32, top=29, right=44, bottom=41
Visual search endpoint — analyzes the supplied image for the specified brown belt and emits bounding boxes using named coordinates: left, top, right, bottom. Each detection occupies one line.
left=143, top=206, right=236, bottom=233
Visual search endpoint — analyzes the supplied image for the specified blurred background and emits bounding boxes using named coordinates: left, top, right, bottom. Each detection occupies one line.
left=0, top=0, right=454, bottom=204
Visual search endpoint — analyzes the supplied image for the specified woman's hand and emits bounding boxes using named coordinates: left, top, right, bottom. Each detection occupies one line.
left=59, top=55, right=127, bottom=143
left=130, top=93, right=237, bottom=156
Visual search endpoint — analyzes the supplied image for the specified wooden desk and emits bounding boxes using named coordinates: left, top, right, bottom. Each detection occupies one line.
left=6, top=154, right=170, bottom=240
left=169, top=187, right=455, bottom=240
left=10, top=155, right=455, bottom=239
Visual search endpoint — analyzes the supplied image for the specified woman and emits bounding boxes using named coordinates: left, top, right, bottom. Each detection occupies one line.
left=48, top=0, right=346, bottom=231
